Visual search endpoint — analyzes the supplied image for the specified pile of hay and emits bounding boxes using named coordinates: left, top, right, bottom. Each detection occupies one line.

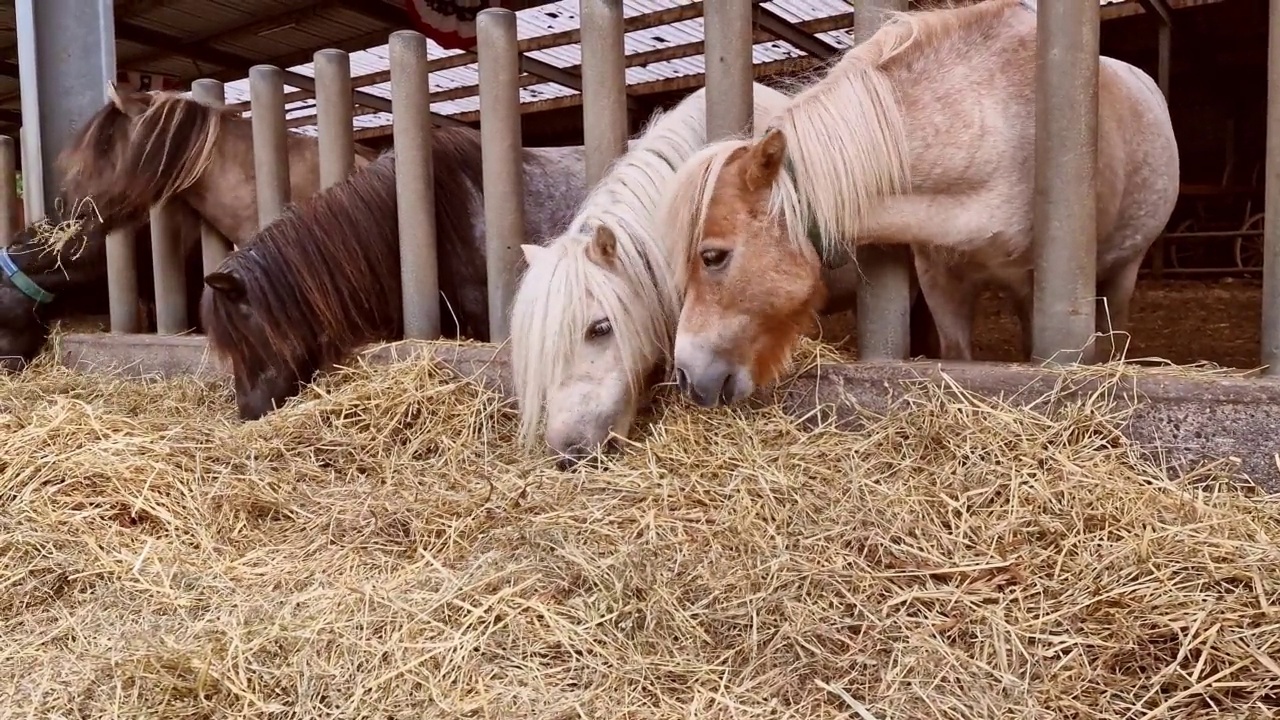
left=1, top=340, right=1278, bottom=718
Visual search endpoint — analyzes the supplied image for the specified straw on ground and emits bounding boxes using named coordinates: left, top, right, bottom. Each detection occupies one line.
left=1, top=338, right=1278, bottom=718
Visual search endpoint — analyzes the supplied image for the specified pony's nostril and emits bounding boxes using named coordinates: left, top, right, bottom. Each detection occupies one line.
left=720, top=374, right=735, bottom=404
left=675, top=367, right=690, bottom=394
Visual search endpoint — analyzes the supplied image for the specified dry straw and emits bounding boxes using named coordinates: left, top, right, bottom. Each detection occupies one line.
left=1, top=338, right=1278, bottom=719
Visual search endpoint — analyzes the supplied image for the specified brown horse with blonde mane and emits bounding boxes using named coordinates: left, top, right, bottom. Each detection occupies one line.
left=201, top=129, right=590, bottom=420
left=0, top=86, right=373, bottom=370
left=58, top=86, right=376, bottom=242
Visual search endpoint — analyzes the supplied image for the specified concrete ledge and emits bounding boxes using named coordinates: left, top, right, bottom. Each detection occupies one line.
left=55, top=333, right=1280, bottom=491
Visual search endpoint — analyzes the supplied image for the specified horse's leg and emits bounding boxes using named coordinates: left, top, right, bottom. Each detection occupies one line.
left=1094, top=256, right=1143, bottom=363
left=912, top=251, right=977, bottom=361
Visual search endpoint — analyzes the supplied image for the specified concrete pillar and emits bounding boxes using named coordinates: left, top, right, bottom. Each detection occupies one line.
left=853, top=0, right=912, bottom=361
left=15, top=0, right=115, bottom=221
left=106, top=226, right=140, bottom=333
left=477, top=9, right=525, bottom=343
left=704, top=0, right=755, bottom=140
left=1262, top=0, right=1280, bottom=374
left=314, top=49, right=355, bottom=189
left=389, top=30, right=441, bottom=340
left=249, top=65, right=291, bottom=228
left=1031, top=0, right=1100, bottom=364
left=191, top=78, right=234, bottom=275
left=149, top=202, right=187, bottom=334
left=580, top=0, right=628, bottom=185
left=0, top=136, right=15, bottom=244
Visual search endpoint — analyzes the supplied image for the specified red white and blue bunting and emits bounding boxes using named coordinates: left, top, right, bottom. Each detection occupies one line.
left=403, top=0, right=517, bottom=50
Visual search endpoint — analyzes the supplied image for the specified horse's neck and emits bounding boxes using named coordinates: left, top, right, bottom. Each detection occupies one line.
left=522, top=147, right=590, bottom=245
left=183, top=122, right=264, bottom=243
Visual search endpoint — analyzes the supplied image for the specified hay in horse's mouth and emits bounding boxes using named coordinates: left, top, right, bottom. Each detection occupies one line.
left=24, top=195, right=102, bottom=263
left=0, top=336, right=1276, bottom=718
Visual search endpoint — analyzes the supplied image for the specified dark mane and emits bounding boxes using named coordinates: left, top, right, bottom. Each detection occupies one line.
left=201, top=126, right=489, bottom=382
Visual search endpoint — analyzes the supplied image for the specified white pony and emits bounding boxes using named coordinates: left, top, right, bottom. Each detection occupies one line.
left=510, top=83, right=793, bottom=467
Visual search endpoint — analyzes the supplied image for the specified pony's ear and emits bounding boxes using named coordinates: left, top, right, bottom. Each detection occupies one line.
left=586, top=225, right=617, bottom=269
left=521, top=243, right=548, bottom=265
left=107, top=82, right=149, bottom=117
left=744, top=128, right=787, bottom=191
left=204, top=271, right=246, bottom=303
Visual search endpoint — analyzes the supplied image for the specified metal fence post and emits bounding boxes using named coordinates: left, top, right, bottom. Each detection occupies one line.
left=477, top=8, right=526, bottom=343
left=1031, top=0, right=1100, bottom=364
left=191, top=78, right=234, bottom=275
left=389, top=30, right=441, bottom=340
left=249, top=65, right=291, bottom=228
left=580, top=0, right=628, bottom=185
left=314, top=49, right=356, bottom=189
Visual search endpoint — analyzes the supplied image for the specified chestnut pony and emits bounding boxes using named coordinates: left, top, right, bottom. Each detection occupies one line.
left=662, top=0, right=1178, bottom=407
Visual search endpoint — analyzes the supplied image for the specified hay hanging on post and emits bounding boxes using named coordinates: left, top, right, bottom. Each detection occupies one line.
left=0, top=339, right=1277, bottom=718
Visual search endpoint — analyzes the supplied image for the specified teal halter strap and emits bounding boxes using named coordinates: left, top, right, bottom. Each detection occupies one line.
left=0, top=248, right=56, bottom=304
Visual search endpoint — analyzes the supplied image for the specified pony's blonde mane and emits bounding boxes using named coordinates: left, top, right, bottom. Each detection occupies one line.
left=663, top=0, right=1023, bottom=277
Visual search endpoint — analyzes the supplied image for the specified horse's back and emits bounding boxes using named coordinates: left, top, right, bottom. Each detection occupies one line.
left=1095, top=56, right=1179, bottom=271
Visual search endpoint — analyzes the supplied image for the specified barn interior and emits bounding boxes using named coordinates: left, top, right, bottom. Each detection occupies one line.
left=0, top=0, right=1269, bottom=369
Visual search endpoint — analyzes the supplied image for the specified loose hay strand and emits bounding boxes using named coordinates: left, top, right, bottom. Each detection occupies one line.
left=1, top=340, right=1279, bottom=718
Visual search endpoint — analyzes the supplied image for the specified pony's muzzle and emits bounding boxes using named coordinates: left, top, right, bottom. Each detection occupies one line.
left=675, top=358, right=741, bottom=408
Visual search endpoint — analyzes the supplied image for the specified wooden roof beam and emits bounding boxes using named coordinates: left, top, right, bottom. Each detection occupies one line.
left=113, top=21, right=465, bottom=126
left=753, top=5, right=839, bottom=59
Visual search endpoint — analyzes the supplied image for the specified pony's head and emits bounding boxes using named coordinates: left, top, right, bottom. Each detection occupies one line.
left=57, top=84, right=154, bottom=221
left=59, top=86, right=226, bottom=229
left=663, top=129, right=827, bottom=408
left=200, top=260, right=308, bottom=420
left=510, top=223, right=676, bottom=468
left=201, top=155, right=403, bottom=421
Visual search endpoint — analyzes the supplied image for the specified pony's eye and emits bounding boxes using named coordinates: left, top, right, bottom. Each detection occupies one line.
left=586, top=319, right=612, bottom=340
left=700, top=248, right=730, bottom=269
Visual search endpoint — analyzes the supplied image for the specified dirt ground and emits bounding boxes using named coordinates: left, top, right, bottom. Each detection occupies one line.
left=818, top=276, right=1264, bottom=370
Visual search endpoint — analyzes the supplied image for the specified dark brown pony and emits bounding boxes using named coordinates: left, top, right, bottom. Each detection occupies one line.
left=0, top=199, right=205, bottom=370
left=201, top=128, right=590, bottom=420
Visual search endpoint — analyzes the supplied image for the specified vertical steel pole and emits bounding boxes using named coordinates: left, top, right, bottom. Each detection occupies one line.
left=315, top=48, right=356, bottom=189
left=249, top=65, right=291, bottom=228
left=1031, top=0, right=1100, bottom=364
left=477, top=9, right=526, bottom=343
left=389, top=30, right=441, bottom=340
left=0, top=136, right=15, bottom=244
left=149, top=202, right=187, bottom=333
left=191, top=78, right=234, bottom=276
left=704, top=0, right=755, bottom=140
left=1262, top=0, right=1280, bottom=374
left=106, top=225, right=139, bottom=333
left=853, top=0, right=912, bottom=362
left=580, top=0, right=628, bottom=186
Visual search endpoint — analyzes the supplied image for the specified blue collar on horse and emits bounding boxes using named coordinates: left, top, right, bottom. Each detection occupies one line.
left=0, top=247, right=56, bottom=304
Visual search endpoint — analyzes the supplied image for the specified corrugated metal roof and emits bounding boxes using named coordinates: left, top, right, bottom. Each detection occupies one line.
left=217, top=0, right=1158, bottom=137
